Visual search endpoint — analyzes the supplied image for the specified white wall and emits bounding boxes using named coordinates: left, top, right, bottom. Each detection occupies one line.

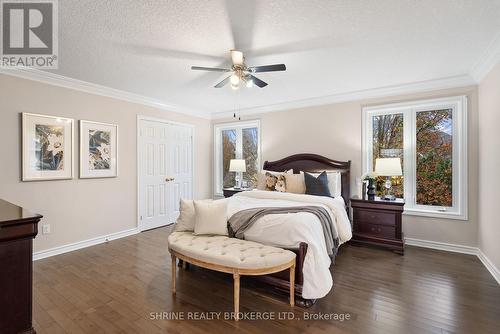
left=214, top=85, right=479, bottom=246
left=0, top=74, right=211, bottom=253
left=478, top=62, right=500, bottom=271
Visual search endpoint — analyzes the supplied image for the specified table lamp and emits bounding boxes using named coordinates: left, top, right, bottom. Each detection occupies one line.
left=375, top=158, right=402, bottom=200
left=229, top=159, right=246, bottom=189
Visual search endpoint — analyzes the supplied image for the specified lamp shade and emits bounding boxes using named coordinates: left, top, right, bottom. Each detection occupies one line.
left=229, top=159, right=246, bottom=172
left=375, top=158, right=402, bottom=176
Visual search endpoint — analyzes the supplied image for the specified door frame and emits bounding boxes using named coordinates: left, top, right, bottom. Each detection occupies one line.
left=136, top=115, right=195, bottom=232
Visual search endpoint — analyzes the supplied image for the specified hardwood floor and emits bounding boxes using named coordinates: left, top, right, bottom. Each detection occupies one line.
left=33, top=226, right=500, bottom=334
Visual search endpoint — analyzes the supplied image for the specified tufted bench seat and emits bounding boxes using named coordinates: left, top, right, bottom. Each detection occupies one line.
left=167, top=231, right=296, bottom=320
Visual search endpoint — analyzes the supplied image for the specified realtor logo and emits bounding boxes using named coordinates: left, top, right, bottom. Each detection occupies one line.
left=1, top=0, right=58, bottom=68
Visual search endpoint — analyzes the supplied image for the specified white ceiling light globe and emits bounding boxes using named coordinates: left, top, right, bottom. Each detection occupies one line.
left=230, top=73, right=240, bottom=85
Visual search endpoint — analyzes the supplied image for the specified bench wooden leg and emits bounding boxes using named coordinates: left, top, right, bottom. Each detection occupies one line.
left=171, top=254, right=176, bottom=294
left=233, top=273, right=240, bottom=321
left=289, top=263, right=295, bottom=307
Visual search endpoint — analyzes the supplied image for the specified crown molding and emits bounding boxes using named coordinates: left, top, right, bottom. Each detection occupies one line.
left=212, top=74, right=476, bottom=119
left=0, top=68, right=477, bottom=121
left=0, top=67, right=211, bottom=119
left=470, top=31, right=500, bottom=83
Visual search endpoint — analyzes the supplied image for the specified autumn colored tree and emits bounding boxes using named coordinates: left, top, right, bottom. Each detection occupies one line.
left=222, top=130, right=236, bottom=187
left=222, top=127, right=259, bottom=188
left=242, top=128, right=258, bottom=186
left=371, top=110, right=453, bottom=206
left=415, top=110, right=453, bottom=206
left=372, top=114, right=404, bottom=198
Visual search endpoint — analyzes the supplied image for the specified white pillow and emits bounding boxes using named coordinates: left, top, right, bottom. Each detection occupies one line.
left=285, top=173, right=306, bottom=194
left=194, top=199, right=228, bottom=235
left=309, top=172, right=342, bottom=197
left=174, top=199, right=195, bottom=232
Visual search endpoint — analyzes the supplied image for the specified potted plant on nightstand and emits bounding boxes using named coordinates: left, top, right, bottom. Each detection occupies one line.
left=362, top=172, right=378, bottom=200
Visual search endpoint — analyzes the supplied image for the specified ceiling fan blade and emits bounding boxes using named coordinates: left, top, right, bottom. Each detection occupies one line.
left=249, top=64, right=286, bottom=73
left=191, top=66, right=230, bottom=72
left=231, top=50, right=244, bottom=65
left=214, top=76, right=232, bottom=88
left=249, top=75, right=268, bottom=88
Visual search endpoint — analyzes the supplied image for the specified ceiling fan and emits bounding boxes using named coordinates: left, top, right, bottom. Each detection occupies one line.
left=191, top=50, right=286, bottom=89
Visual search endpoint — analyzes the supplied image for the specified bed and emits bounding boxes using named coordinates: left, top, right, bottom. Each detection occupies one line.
left=231, top=153, right=352, bottom=307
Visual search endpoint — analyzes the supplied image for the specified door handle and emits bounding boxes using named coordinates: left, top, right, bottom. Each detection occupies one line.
left=165, top=177, right=175, bottom=182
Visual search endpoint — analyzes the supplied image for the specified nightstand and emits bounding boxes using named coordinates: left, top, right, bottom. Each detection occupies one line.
left=350, top=197, right=405, bottom=254
left=223, top=187, right=250, bottom=198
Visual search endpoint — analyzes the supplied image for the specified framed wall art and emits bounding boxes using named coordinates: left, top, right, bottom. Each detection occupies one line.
left=79, top=120, right=118, bottom=178
left=22, top=113, right=74, bottom=181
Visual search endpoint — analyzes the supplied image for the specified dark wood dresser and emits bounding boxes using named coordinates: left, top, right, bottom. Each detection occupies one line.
left=350, top=197, right=405, bottom=254
left=0, top=199, right=42, bottom=334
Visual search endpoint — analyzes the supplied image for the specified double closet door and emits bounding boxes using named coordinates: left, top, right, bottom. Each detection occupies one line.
left=138, top=118, right=193, bottom=231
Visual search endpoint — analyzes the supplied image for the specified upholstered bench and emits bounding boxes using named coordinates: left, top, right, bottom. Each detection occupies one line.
left=167, top=231, right=296, bottom=320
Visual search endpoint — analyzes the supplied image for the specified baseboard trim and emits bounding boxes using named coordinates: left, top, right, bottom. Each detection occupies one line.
left=33, top=227, right=139, bottom=261
left=405, top=237, right=500, bottom=285
left=405, top=237, right=478, bottom=255
left=477, top=249, right=500, bottom=285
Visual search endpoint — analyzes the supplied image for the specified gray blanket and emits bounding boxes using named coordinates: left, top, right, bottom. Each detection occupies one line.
left=227, top=206, right=340, bottom=258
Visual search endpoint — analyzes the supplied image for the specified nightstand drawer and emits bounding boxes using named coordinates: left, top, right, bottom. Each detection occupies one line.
left=358, top=222, right=395, bottom=239
left=354, top=209, right=396, bottom=226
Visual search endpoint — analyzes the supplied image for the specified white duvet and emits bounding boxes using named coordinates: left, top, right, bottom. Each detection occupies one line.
left=227, top=190, right=352, bottom=299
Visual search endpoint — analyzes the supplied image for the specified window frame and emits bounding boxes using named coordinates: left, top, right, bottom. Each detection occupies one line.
left=362, top=96, right=468, bottom=220
left=213, top=120, right=261, bottom=196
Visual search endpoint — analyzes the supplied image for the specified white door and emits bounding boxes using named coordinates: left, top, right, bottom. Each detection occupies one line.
left=168, top=123, right=193, bottom=222
left=138, top=119, right=193, bottom=231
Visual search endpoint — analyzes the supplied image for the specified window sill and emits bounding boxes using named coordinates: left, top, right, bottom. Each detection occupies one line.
left=403, top=208, right=467, bottom=221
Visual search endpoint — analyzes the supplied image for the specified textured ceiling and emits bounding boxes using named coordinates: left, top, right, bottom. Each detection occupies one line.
left=48, top=0, right=500, bottom=116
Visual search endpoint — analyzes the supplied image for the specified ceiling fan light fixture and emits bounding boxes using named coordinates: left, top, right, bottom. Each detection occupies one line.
left=193, top=50, right=284, bottom=89
left=231, top=50, right=244, bottom=66
left=230, top=73, right=240, bottom=85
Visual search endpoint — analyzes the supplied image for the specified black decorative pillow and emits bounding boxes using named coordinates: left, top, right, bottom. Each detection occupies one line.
left=304, top=171, right=331, bottom=197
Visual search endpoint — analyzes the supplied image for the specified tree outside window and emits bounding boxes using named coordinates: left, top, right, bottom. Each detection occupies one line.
left=372, top=113, right=404, bottom=198
left=215, top=121, right=260, bottom=194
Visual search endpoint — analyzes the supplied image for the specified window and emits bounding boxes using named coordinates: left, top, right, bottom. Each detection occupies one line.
left=214, top=120, right=260, bottom=195
left=363, top=96, right=467, bottom=220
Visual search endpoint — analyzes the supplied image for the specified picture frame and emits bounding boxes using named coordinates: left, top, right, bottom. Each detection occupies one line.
left=79, top=120, right=118, bottom=178
left=22, top=113, right=75, bottom=181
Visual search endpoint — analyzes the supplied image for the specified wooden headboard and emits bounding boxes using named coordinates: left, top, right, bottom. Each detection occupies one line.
left=263, top=153, right=351, bottom=201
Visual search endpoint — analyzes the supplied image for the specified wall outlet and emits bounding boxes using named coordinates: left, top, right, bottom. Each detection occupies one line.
left=42, top=224, right=51, bottom=234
